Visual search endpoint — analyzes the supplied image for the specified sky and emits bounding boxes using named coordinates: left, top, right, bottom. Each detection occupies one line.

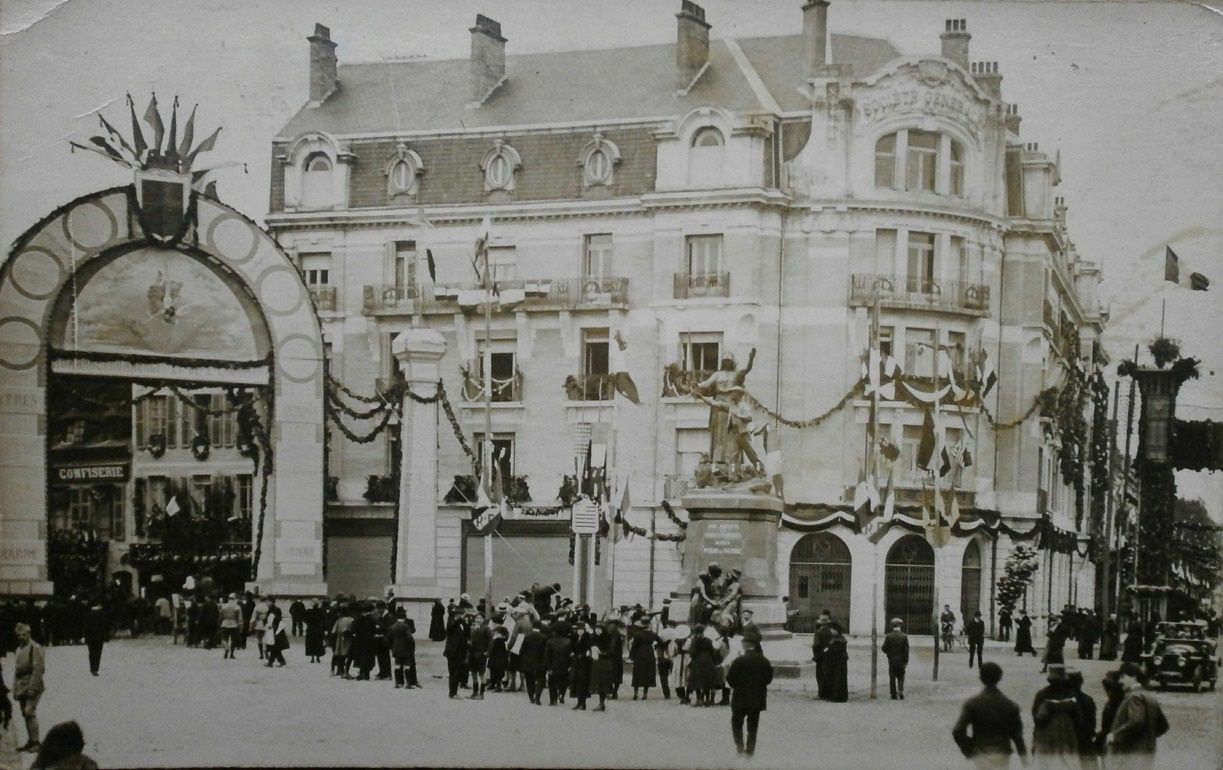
left=1, top=0, right=1220, bottom=503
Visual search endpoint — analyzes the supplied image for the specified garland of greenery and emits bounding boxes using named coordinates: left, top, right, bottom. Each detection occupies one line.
left=982, top=385, right=1059, bottom=430
left=995, top=544, right=1040, bottom=614
left=660, top=500, right=689, bottom=529
left=48, top=346, right=272, bottom=370
left=619, top=515, right=686, bottom=542
left=742, top=379, right=861, bottom=430
left=1088, top=372, right=1110, bottom=535
left=325, top=396, right=397, bottom=444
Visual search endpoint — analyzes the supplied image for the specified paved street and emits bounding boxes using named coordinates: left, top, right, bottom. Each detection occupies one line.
left=2, top=635, right=1217, bottom=768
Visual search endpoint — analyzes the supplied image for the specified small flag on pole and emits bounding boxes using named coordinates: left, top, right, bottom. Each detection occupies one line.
left=144, top=94, right=165, bottom=154
left=609, top=331, right=641, bottom=405
left=165, top=496, right=180, bottom=517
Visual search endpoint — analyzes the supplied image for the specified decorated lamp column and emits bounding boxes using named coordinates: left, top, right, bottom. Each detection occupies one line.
left=388, top=325, right=446, bottom=602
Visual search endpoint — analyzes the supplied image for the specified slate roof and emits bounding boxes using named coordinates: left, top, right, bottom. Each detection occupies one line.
left=277, top=33, right=901, bottom=138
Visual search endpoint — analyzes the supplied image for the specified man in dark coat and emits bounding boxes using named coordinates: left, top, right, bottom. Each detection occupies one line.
left=966, top=610, right=986, bottom=669
left=822, top=623, right=849, bottom=703
left=1099, top=613, right=1120, bottom=661
left=374, top=602, right=393, bottom=680
left=1076, top=609, right=1098, bottom=660
left=1106, top=662, right=1169, bottom=764
left=289, top=599, right=306, bottom=637
left=82, top=603, right=109, bottom=677
left=811, top=615, right=833, bottom=699
left=518, top=621, right=549, bottom=705
left=1043, top=616, right=1068, bottom=673
left=998, top=607, right=1012, bottom=642
left=1015, top=610, right=1037, bottom=656
left=387, top=610, right=418, bottom=688
left=726, top=639, right=773, bottom=757
left=443, top=609, right=470, bottom=699
left=880, top=618, right=909, bottom=700
left=952, top=661, right=1028, bottom=766
left=428, top=599, right=446, bottom=642
left=349, top=604, right=377, bottom=680
left=543, top=625, right=572, bottom=705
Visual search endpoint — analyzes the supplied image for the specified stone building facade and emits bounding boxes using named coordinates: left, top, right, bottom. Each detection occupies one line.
left=266, top=2, right=1106, bottom=634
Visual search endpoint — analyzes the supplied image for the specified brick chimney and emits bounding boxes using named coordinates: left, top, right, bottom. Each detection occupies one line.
left=307, top=24, right=338, bottom=105
left=971, top=61, right=1003, bottom=100
left=940, top=18, right=970, bottom=70
left=802, top=0, right=830, bottom=78
left=1005, top=103, right=1022, bottom=134
left=675, top=1, right=711, bottom=91
left=469, top=14, right=507, bottom=105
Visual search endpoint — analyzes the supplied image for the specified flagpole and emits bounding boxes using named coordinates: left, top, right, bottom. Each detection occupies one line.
left=869, top=291, right=881, bottom=700
left=932, top=326, right=941, bottom=683
left=1118, top=345, right=1138, bottom=614
left=1100, top=380, right=1119, bottom=620
left=482, top=224, right=495, bottom=617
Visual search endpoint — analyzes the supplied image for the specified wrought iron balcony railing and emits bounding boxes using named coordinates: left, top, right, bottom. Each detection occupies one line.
left=564, top=373, right=615, bottom=402
left=363, top=277, right=628, bottom=316
left=460, top=365, right=523, bottom=403
left=662, top=365, right=714, bottom=397
left=673, top=272, right=730, bottom=299
left=308, top=285, right=339, bottom=312
left=849, top=274, right=990, bottom=315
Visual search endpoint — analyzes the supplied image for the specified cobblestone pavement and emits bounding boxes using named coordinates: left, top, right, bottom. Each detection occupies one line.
left=1, top=636, right=1217, bottom=768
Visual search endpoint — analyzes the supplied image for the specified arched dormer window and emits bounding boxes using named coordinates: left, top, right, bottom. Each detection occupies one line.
left=384, top=145, right=425, bottom=199
left=481, top=140, right=522, bottom=193
left=302, top=152, right=333, bottom=209
left=874, top=129, right=966, bottom=197
left=578, top=133, right=621, bottom=188
left=691, top=126, right=724, bottom=148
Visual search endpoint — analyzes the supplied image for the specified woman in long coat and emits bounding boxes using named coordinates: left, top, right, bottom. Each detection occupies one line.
left=428, top=599, right=446, bottom=643
left=330, top=607, right=353, bottom=677
left=1015, top=610, right=1037, bottom=655
left=687, top=624, right=719, bottom=706
left=303, top=601, right=327, bottom=663
left=590, top=624, right=616, bottom=711
left=822, top=625, right=849, bottom=702
left=1120, top=619, right=1145, bottom=663
left=629, top=620, right=659, bottom=699
left=569, top=623, right=593, bottom=710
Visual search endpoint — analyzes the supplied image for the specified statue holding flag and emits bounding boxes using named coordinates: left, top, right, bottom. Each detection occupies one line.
left=691, top=349, right=757, bottom=477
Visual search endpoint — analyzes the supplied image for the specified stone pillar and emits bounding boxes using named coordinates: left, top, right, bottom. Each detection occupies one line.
left=388, top=325, right=446, bottom=601
left=671, top=490, right=814, bottom=677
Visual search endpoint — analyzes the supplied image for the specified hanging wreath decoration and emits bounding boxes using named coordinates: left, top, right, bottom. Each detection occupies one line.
left=191, top=434, right=211, bottom=461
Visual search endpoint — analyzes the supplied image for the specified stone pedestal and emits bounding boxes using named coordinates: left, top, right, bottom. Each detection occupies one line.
left=671, top=490, right=814, bottom=677
left=386, top=326, right=447, bottom=608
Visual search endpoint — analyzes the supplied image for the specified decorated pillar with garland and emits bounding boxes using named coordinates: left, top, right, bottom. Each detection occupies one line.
left=388, top=326, right=447, bottom=604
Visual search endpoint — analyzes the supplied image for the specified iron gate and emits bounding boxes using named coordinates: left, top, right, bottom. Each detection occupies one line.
left=885, top=535, right=935, bottom=635
left=788, top=533, right=852, bottom=632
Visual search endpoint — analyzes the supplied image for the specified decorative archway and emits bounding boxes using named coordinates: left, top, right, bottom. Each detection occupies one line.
left=960, top=538, right=983, bottom=621
left=885, top=534, right=935, bottom=634
left=787, top=532, right=852, bottom=632
left=0, top=185, right=327, bottom=597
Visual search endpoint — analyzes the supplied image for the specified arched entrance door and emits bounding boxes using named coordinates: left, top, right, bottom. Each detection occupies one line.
left=960, top=539, right=982, bottom=621
left=788, top=532, right=851, bottom=632
left=0, top=184, right=327, bottom=597
left=886, top=535, right=934, bottom=634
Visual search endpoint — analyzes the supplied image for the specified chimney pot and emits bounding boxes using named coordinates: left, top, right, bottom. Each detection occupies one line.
left=940, top=18, right=970, bottom=70
left=972, top=60, right=1003, bottom=100
left=308, top=23, right=339, bottom=105
left=675, top=1, right=711, bottom=91
left=470, top=14, right=507, bottom=105
left=802, top=0, right=831, bottom=79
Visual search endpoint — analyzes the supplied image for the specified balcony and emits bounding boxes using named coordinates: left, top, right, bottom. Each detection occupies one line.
left=662, top=365, right=713, bottom=397
left=564, top=373, right=614, bottom=402
left=674, top=272, right=730, bottom=299
left=848, top=274, right=991, bottom=316
left=308, top=285, right=339, bottom=313
left=460, top=365, right=523, bottom=403
left=363, top=277, right=628, bottom=316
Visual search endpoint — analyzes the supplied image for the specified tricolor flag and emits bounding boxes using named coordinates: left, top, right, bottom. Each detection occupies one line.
left=976, top=350, right=998, bottom=398
left=144, top=94, right=165, bottom=154
left=472, top=447, right=505, bottom=535
left=177, top=104, right=197, bottom=160
left=472, top=215, right=493, bottom=284
left=760, top=425, right=784, bottom=500
left=416, top=206, right=438, bottom=284
left=917, top=409, right=938, bottom=472
left=608, top=331, right=641, bottom=405
left=1164, top=246, right=1210, bottom=291
left=165, top=495, right=181, bottom=517
left=948, top=489, right=961, bottom=529
left=127, top=93, right=147, bottom=159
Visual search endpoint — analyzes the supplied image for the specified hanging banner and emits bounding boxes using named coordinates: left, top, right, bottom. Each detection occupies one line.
left=571, top=498, right=600, bottom=534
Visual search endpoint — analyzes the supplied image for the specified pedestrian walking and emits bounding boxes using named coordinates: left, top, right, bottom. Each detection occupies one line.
left=688, top=624, right=719, bottom=707
left=629, top=618, right=659, bottom=700
left=304, top=599, right=327, bottom=664
left=263, top=608, right=289, bottom=667
left=428, top=599, right=446, bottom=642
left=1093, top=670, right=1124, bottom=756
left=655, top=628, right=674, bottom=700
left=1076, top=610, right=1097, bottom=660
left=569, top=622, right=593, bottom=710
left=967, top=610, right=986, bottom=669
left=590, top=623, right=616, bottom=711
left=218, top=594, right=244, bottom=660
left=880, top=618, right=909, bottom=700
left=467, top=612, right=492, bottom=699
left=543, top=625, right=571, bottom=705
left=1098, top=614, right=1119, bottom=661
left=29, top=720, right=97, bottom=770
left=1067, top=670, right=1097, bottom=770
left=1043, top=616, right=1068, bottom=673
left=289, top=599, right=306, bottom=637
left=998, top=607, right=1012, bottom=643
left=811, top=614, right=833, bottom=699
left=952, top=662, right=1028, bottom=769
left=725, top=639, right=773, bottom=758
left=82, top=603, right=108, bottom=676
left=941, top=605, right=957, bottom=652
left=387, top=610, right=418, bottom=689
left=12, top=623, right=44, bottom=754
left=1031, top=664, right=1083, bottom=769
left=822, top=623, right=849, bottom=703
left=350, top=603, right=376, bottom=680
left=1015, top=610, right=1037, bottom=656
left=1120, top=619, right=1144, bottom=663
left=519, top=621, right=548, bottom=705
left=488, top=626, right=509, bottom=692
left=1105, top=663, right=1169, bottom=770
left=250, top=596, right=270, bottom=660
left=330, top=605, right=354, bottom=677
left=670, top=625, right=691, bottom=704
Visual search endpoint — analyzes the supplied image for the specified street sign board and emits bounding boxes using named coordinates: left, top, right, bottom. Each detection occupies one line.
left=571, top=498, right=599, bottom=534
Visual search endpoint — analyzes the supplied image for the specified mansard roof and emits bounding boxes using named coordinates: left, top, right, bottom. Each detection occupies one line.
left=277, top=33, right=900, bottom=138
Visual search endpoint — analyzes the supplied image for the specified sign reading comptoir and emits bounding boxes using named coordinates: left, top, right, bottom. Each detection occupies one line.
left=54, top=464, right=129, bottom=482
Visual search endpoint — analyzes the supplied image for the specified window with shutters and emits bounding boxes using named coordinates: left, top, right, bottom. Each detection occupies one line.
left=680, top=332, right=721, bottom=373
left=906, top=130, right=939, bottom=192
left=874, top=134, right=896, bottom=188
left=583, top=234, right=612, bottom=280
left=236, top=474, right=253, bottom=521
left=685, top=234, right=723, bottom=277
left=907, top=232, right=937, bottom=294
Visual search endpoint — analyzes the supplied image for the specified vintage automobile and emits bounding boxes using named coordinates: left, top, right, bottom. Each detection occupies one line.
left=1142, top=621, right=1218, bottom=691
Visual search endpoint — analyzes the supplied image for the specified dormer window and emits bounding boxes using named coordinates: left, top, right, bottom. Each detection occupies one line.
left=692, top=127, right=724, bottom=148
left=384, top=145, right=424, bottom=199
left=874, top=129, right=966, bottom=197
left=481, top=140, right=522, bottom=193
left=301, top=151, right=333, bottom=209
left=578, top=133, right=621, bottom=188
